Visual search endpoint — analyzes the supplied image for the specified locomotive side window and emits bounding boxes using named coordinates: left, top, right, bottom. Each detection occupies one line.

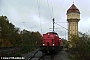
left=52, top=39, right=54, bottom=43
left=52, top=39, right=53, bottom=42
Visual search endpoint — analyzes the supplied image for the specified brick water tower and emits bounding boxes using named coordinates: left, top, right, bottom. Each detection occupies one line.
left=66, top=3, right=80, bottom=41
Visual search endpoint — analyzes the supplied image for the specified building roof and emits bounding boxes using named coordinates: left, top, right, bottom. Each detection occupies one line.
left=67, top=4, right=80, bottom=13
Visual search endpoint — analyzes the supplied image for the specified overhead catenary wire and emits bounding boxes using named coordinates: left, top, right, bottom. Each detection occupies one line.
left=47, top=0, right=56, bottom=32
left=46, top=0, right=66, bottom=32
left=54, top=0, right=64, bottom=19
left=51, top=0, right=54, bottom=19
left=55, top=22, right=68, bottom=31
left=55, top=22, right=68, bottom=39
left=47, top=0, right=53, bottom=19
left=1, top=0, right=67, bottom=34
left=37, top=0, right=40, bottom=18
left=37, top=0, right=42, bottom=34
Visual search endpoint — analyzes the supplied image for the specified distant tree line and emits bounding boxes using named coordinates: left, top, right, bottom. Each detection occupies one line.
left=68, top=32, right=90, bottom=60
left=0, top=16, right=42, bottom=54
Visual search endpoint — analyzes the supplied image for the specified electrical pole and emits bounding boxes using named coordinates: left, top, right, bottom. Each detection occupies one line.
left=53, top=18, right=54, bottom=32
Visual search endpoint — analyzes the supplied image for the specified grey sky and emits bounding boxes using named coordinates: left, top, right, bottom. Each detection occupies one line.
left=0, top=0, right=90, bottom=39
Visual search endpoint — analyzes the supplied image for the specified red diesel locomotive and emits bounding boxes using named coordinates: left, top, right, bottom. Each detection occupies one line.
left=40, top=32, right=63, bottom=53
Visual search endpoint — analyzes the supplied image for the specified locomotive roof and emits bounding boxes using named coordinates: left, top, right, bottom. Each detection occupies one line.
left=46, top=32, right=58, bottom=35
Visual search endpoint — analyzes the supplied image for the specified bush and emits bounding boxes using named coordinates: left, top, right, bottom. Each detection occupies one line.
left=69, top=33, right=90, bottom=60
left=14, top=52, right=21, bottom=56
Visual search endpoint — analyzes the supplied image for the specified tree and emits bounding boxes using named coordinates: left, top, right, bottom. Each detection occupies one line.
left=20, top=30, right=42, bottom=53
left=0, top=16, right=12, bottom=47
left=0, top=16, right=22, bottom=47
left=0, top=16, right=42, bottom=54
left=70, top=33, right=90, bottom=60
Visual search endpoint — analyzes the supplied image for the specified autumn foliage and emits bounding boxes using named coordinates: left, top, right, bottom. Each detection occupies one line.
left=69, top=33, right=90, bottom=60
left=0, top=16, right=42, bottom=54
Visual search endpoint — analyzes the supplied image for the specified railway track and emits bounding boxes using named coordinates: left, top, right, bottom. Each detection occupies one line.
left=39, top=54, right=55, bottom=60
left=29, top=53, right=54, bottom=60
left=29, top=49, right=60, bottom=60
left=29, top=48, right=70, bottom=60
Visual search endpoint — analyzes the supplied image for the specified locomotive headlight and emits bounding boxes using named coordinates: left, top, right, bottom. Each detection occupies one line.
left=53, top=44, right=54, bottom=46
left=43, top=44, right=45, bottom=46
left=48, top=33, right=50, bottom=35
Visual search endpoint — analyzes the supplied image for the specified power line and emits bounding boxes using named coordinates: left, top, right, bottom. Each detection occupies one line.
left=37, top=0, right=42, bottom=33
left=51, top=0, right=54, bottom=18
left=47, top=0, right=52, bottom=19
left=54, top=0, right=64, bottom=19
left=37, top=0, right=40, bottom=18
left=55, top=22, right=68, bottom=31
left=55, top=22, right=68, bottom=23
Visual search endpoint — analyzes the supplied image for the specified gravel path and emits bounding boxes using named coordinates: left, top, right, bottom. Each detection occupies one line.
left=54, top=48, right=70, bottom=60
left=22, top=49, right=40, bottom=60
